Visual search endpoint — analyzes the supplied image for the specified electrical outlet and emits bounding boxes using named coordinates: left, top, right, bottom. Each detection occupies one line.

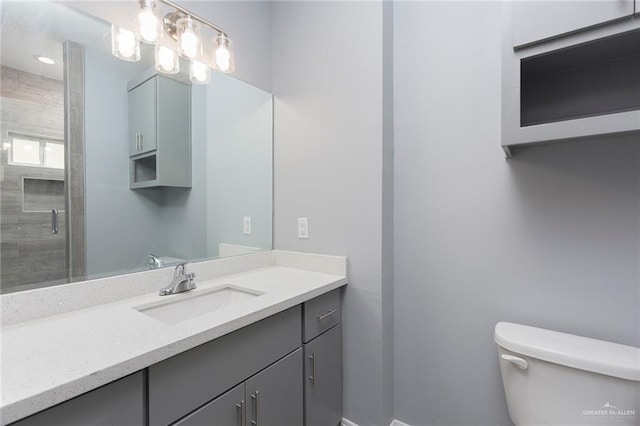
left=298, top=217, right=309, bottom=239
left=243, top=216, right=252, bottom=235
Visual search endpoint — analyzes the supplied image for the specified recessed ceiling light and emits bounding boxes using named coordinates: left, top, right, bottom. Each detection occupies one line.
left=35, top=56, right=56, bottom=65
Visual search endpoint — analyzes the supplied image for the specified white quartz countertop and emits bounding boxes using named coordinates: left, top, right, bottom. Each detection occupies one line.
left=0, top=252, right=347, bottom=425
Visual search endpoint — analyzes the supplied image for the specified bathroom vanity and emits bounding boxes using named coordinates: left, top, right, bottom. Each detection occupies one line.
left=1, top=251, right=346, bottom=426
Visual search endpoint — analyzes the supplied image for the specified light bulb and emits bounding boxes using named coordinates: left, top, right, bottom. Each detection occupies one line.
left=215, top=46, right=230, bottom=71
left=181, top=29, right=198, bottom=58
left=111, top=25, right=140, bottom=61
left=177, top=17, right=201, bottom=59
left=155, top=45, right=179, bottom=74
left=214, top=34, right=234, bottom=73
left=138, top=7, right=159, bottom=43
left=117, top=30, right=136, bottom=58
left=190, top=60, right=210, bottom=84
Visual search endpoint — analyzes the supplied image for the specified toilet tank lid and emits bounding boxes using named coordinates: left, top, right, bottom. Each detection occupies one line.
left=494, top=322, right=640, bottom=382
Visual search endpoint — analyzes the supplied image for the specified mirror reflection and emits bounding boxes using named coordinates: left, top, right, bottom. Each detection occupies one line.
left=0, top=1, right=273, bottom=294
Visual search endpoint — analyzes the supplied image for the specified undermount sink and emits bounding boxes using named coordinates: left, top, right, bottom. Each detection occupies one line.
left=134, top=285, right=263, bottom=324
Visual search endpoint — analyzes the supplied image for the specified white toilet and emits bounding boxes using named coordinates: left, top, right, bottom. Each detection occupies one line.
left=495, top=322, right=640, bottom=426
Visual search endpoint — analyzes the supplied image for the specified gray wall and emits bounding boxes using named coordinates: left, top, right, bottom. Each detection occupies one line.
left=271, top=2, right=393, bottom=425
left=206, top=73, right=272, bottom=258
left=393, top=2, right=640, bottom=425
left=84, top=49, right=167, bottom=277
left=160, top=84, right=208, bottom=262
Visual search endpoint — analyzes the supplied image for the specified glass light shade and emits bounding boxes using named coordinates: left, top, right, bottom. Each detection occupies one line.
left=176, top=17, right=201, bottom=59
left=111, top=25, right=140, bottom=61
left=190, top=60, right=211, bottom=84
left=155, top=45, right=179, bottom=74
left=137, top=0, right=161, bottom=43
left=213, top=34, right=235, bottom=73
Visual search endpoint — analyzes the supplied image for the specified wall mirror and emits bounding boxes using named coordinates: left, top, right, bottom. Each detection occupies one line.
left=0, top=0, right=273, bottom=294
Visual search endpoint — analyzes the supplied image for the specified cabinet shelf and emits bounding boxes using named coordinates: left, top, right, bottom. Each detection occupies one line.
left=502, top=12, right=640, bottom=156
left=520, top=29, right=640, bottom=127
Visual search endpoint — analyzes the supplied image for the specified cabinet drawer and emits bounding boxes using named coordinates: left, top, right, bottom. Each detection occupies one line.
left=303, top=289, right=341, bottom=343
left=149, top=306, right=301, bottom=426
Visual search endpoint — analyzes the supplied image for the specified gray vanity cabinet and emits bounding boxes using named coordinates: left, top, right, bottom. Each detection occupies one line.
left=148, top=306, right=301, bottom=426
left=302, top=289, right=343, bottom=426
left=245, top=348, right=304, bottom=426
left=128, top=73, right=191, bottom=189
left=9, top=291, right=345, bottom=426
left=511, top=0, right=634, bottom=48
left=10, top=372, right=144, bottom=426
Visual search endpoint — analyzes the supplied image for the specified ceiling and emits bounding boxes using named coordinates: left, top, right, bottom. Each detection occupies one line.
left=1, top=1, right=111, bottom=80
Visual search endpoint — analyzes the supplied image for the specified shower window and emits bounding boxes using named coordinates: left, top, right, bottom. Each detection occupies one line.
left=7, top=132, right=64, bottom=169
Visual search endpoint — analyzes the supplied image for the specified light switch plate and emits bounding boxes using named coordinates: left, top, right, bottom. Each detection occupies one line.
left=297, top=217, right=309, bottom=239
left=243, top=216, right=252, bottom=235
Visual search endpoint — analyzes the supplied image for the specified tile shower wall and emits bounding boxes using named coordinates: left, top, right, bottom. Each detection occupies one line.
left=0, top=65, right=67, bottom=291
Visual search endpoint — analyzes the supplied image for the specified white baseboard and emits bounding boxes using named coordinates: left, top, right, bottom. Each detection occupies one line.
left=342, top=418, right=412, bottom=426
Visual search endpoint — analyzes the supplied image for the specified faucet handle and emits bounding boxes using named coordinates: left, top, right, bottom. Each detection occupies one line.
left=174, top=262, right=188, bottom=277
left=186, top=272, right=196, bottom=281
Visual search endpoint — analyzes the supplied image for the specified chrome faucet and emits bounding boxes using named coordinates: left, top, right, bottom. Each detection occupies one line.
left=159, top=262, right=196, bottom=296
left=148, top=254, right=164, bottom=269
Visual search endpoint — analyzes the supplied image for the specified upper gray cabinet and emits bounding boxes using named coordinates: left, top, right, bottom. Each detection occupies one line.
left=512, top=0, right=635, bottom=48
left=128, top=73, right=191, bottom=188
left=128, top=76, right=157, bottom=156
left=502, top=2, right=640, bottom=156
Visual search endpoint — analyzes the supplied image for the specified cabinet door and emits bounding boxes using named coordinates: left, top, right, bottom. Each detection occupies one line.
left=245, top=349, right=303, bottom=426
left=11, top=372, right=144, bottom=426
left=128, top=77, right=157, bottom=155
left=174, top=383, right=245, bottom=426
left=512, top=0, right=634, bottom=48
left=304, top=325, right=342, bottom=426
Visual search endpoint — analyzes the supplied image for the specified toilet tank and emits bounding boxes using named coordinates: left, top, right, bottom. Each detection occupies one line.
left=495, top=322, right=640, bottom=426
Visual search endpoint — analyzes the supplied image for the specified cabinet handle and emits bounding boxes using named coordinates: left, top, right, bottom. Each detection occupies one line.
left=308, top=353, right=316, bottom=386
left=236, top=400, right=244, bottom=426
left=317, top=309, right=338, bottom=320
left=135, top=132, right=140, bottom=151
left=139, top=132, right=143, bottom=150
left=51, top=209, right=58, bottom=235
left=250, top=391, right=259, bottom=425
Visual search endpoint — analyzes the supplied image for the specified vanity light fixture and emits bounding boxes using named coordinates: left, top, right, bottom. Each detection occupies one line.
left=110, top=0, right=235, bottom=84
left=213, top=33, right=234, bottom=74
left=190, top=60, right=211, bottom=84
left=155, top=44, right=179, bottom=74
left=176, top=16, right=201, bottom=59
left=136, top=0, right=161, bottom=43
left=111, top=25, right=140, bottom=61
